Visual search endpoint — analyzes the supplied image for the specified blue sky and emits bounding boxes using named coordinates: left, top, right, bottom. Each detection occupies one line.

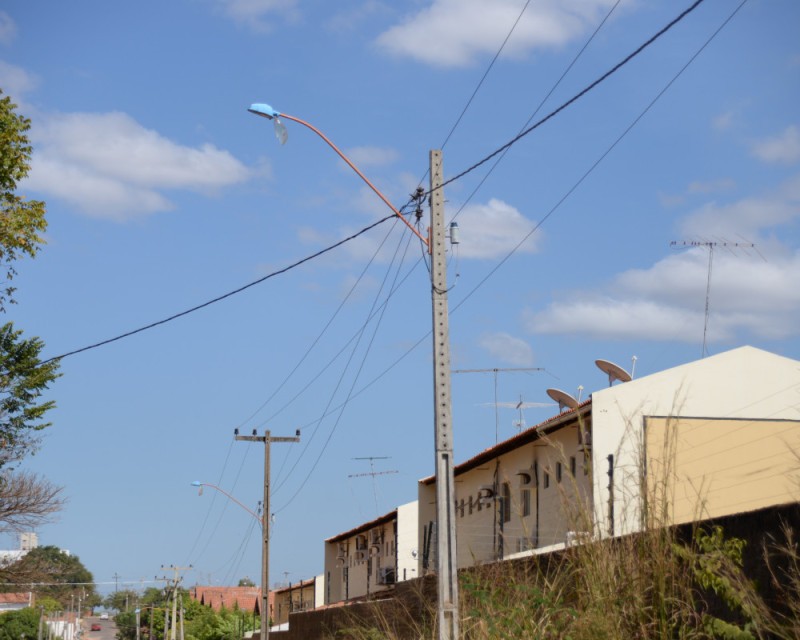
left=1, top=0, right=798, bottom=596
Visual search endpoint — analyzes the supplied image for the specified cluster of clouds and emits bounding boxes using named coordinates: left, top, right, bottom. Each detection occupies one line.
left=524, top=126, right=800, bottom=348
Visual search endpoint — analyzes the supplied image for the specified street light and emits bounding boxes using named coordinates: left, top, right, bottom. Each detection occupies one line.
left=191, top=481, right=267, bottom=638
left=191, top=481, right=263, bottom=525
left=247, top=103, right=427, bottom=245
left=248, top=103, right=459, bottom=640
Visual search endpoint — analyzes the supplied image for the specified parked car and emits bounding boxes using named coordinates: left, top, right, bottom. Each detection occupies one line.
left=100, top=614, right=109, bottom=620
left=91, top=624, right=101, bottom=631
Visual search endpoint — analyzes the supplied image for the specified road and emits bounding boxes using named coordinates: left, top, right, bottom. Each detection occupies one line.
left=83, top=617, right=117, bottom=640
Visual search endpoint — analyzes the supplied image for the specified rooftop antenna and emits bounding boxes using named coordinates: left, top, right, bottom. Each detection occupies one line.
left=595, top=359, right=632, bottom=387
left=477, top=394, right=555, bottom=432
left=453, top=367, right=544, bottom=444
left=631, top=356, right=638, bottom=379
left=349, top=456, right=398, bottom=516
left=671, top=239, right=759, bottom=358
left=546, top=388, right=579, bottom=413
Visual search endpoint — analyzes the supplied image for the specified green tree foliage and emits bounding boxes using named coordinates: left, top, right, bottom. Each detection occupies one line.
left=0, top=322, right=61, bottom=469
left=12, top=545, right=96, bottom=608
left=237, top=578, right=255, bottom=588
left=104, top=588, right=139, bottom=612
left=0, top=606, right=39, bottom=640
left=0, top=90, right=47, bottom=311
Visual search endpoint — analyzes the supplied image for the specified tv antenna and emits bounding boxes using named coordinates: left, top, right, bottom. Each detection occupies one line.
left=349, top=456, right=398, bottom=516
left=453, top=367, right=545, bottom=444
left=477, top=394, right=555, bottom=432
left=671, top=239, right=759, bottom=358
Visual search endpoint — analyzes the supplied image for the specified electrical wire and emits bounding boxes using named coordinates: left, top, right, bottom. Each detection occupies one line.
left=448, top=0, right=624, bottom=223
left=259, top=0, right=747, bottom=460
left=446, top=0, right=749, bottom=319
left=234, top=217, right=402, bottom=432
left=272, top=226, right=416, bottom=497
left=39, top=213, right=397, bottom=365
left=429, top=0, right=708, bottom=198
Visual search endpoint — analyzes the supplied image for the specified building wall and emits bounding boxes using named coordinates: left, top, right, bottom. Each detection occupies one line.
left=591, top=346, right=800, bottom=537
left=418, top=412, right=592, bottom=571
left=324, top=513, right=400, bottom=604
left=395, top=501, right=419, bottom=583
left=645, top=416, right=800, bottom=526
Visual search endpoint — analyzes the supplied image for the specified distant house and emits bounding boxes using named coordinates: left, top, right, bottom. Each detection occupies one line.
left=270, top=576, right=320, bottom=627
left=190, top=586, right=263, bottom=615
left=0, top=592, right=33, bottom=613
left=323, top=501, right=418, bottom=605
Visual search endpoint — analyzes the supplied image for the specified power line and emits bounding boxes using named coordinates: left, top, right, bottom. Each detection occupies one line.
left=449, top=0, right=623, bottom=223
left=40, top=212, right=397, bottom=365
left=433, top=0, right=708, bottom=196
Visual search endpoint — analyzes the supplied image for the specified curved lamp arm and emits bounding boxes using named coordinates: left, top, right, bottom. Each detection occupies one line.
left=248, top=103, right=428, bottom=245
left=191, top=481, right=263, bottom=527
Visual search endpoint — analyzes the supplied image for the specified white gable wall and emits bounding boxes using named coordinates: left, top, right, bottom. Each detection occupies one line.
left=591, top=346, right=800, bottom=537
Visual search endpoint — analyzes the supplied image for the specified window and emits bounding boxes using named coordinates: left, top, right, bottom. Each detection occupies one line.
left=502, top=482, right=511, bottom=523
left=570, top=456, right=576, bottom=477
left=520, top=486, right=530, bottom=517
left=468, top=495, right=474, bottom=515
left=556, top=462, right=562, bottom=483
left=459, top=498, right=465, bottom=518
left=544, top=472, right=550, bottom=489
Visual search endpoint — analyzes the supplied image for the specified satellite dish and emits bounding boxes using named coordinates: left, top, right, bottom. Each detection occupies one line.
left=595, top=359, right=632, bottom=387
left=546, top=388, right=579, bottom=412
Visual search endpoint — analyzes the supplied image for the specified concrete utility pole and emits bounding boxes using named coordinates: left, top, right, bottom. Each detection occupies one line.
left=429, top=149, right=459, bottom=640
left=235, top=429, right=300, bottom=640
left=161, top=566, right=191, bottom=640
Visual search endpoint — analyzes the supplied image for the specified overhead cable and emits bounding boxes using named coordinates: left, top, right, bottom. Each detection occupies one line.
left=435, top=0, right=708, bottom=195
left=40, top=213, right=397, bottom=364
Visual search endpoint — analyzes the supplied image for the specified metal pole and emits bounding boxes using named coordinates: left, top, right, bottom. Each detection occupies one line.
left=429, top=149, right=459, bottom=640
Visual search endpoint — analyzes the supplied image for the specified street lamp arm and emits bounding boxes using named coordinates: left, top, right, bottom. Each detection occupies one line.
left=191, top=481, right=263, bottom=527
left=249, top=104, right=428, bottom=245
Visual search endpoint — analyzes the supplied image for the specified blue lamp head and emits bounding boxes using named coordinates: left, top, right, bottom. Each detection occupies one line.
left=248, top=103, right=279, bottom=119
left=248, top=103, right=288, bottom=145
left=190, top=481, right=203, bottom=487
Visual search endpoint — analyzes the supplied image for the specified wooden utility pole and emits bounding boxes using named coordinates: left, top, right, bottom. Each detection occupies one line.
left=429, top=149, right=459, bottom=640
left=235, top=429, right=300, bottom=640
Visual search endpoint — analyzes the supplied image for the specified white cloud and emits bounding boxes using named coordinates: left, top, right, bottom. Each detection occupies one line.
left=24, top=110, right=258, bottom=220
left=751, top=125, right=800, bottom=165
left=0, top=12, right=16, bottom=45
left=0, top=60, right=39, bottom=101
left=712, top=110, right=737, bottom=131
left=212, top=0, right=298, bottom=31
left=525, top=247, right=800, bottom=343
left=679, top=174, right=800, bottom=239
left=453, top=198, right=540, bottom=259
left=375, top=0, right=617, bottom=68
left=525, top=297, right=706, bottom=341
left=343, top=146, right=398, bottom=169
left=687, top=178, right=736, bottom=195
left=525, top=177, right=800, bottom=344
left=478, top=332, right=534, bottom=366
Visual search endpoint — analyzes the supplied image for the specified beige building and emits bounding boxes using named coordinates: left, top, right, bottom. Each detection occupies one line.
left=271, top=577, right=319, bottom=627
left=591, top=345, right=800, bottom=537
left=418, top=402, right=593, bottom=569
left=418, top=346, right=800, bottom=571
left=323, top=501, right=418, bottom=604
